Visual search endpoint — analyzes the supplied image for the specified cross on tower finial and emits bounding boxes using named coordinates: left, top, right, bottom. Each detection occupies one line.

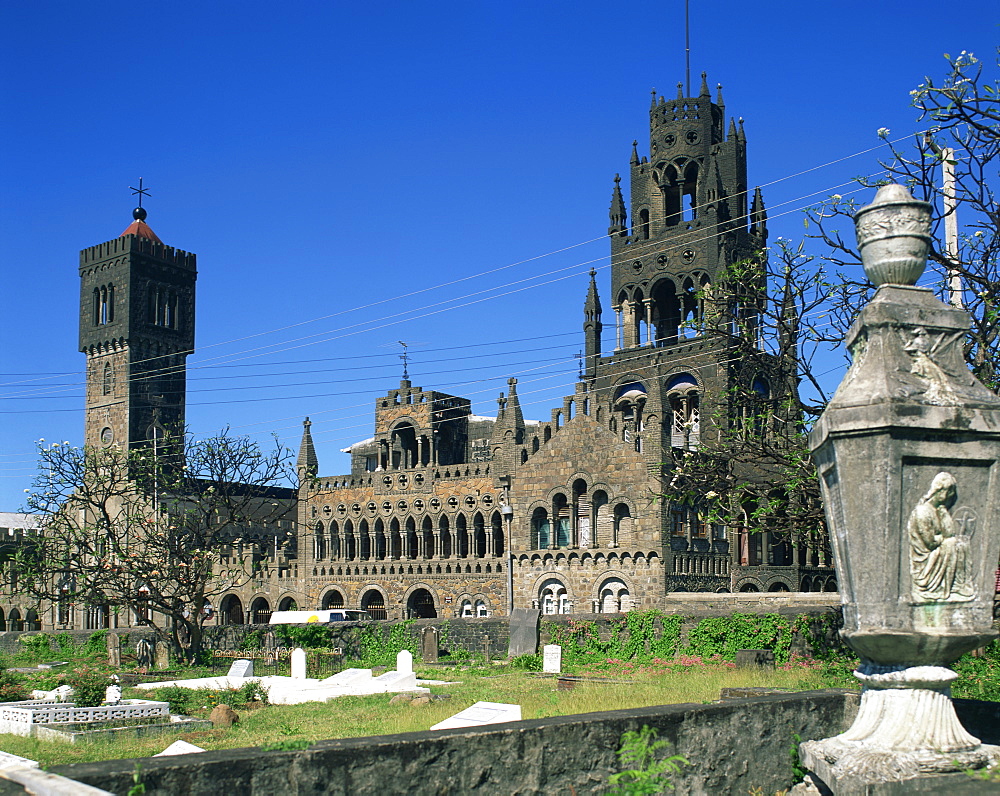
left=129, top=177, right=151, bottom=208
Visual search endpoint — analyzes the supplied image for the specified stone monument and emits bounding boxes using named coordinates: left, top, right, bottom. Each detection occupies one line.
left=542, top=644, right=561, bottom=674
left=802, top=184, right=1000, bottom=788
left=420, top=627, right=438, bottom=663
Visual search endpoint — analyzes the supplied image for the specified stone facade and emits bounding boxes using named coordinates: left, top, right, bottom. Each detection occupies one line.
left=29, top=76, right=835, bottom=634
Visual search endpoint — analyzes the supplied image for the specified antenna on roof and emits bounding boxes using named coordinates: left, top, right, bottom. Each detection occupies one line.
left=398, top=341, right=410, bottom=380
left=685, top=0, right=691, bottom=96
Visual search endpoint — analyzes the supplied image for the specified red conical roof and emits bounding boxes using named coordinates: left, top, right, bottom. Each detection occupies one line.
left=120, top=219, right=163, bottom=244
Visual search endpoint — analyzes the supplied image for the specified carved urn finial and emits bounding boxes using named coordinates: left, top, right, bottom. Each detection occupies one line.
left=854, top=183, right=932, bottom=287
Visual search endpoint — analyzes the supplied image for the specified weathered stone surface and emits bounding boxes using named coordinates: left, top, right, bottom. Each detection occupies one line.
left=506, top=608, right=539, bottom=657
left=209, top=704, right=239, bottom=728
left=735, top=649, right=775, bottom=669
left=53, top=690, right=863, bottom=795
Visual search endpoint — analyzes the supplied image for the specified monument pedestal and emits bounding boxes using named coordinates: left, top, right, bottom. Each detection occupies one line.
left=800, top=664, right=1000, bottom=793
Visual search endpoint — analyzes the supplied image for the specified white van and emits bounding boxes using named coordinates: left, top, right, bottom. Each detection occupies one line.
left=268, top=609, right=372, bottom=624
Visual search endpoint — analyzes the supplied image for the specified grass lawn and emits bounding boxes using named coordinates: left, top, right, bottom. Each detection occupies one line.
left=0, top=659, right=837, bottom=768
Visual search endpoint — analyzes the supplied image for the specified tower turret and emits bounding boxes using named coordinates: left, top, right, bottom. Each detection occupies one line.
left=583, top=269, right=603, bottom=379
left=297, top=417, right=319, bottom=481
left=79, top=206, right=197, bottom=454
left=608, top=74, right=766, bottom=351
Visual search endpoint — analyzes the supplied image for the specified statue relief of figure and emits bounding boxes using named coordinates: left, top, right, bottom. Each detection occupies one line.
left=907, top=471, right=974, bottom=603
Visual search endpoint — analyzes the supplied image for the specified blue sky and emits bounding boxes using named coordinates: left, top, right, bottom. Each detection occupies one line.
left=1, top=1, right=996, bottom=507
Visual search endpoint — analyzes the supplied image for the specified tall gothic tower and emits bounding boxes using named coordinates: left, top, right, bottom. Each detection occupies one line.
left=78, top=207, right=197, bottom=454
left=608, top=72, right=767, bottom=351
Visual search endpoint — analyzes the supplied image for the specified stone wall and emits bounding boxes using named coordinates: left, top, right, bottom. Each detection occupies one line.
left=48, top=690, right=862, bottom=795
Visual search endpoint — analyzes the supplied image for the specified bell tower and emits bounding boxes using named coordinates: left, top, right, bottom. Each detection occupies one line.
left=79, top=206, right=197, bottom=454
left=609, top=72, right=767, bottom=351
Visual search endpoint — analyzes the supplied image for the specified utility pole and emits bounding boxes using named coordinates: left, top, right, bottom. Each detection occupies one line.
left=924, top=134, right=962, bottom=307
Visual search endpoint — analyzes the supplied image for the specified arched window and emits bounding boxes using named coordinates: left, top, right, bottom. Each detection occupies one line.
left=344, top=520, right=356, bottom=560
left=374, top=518, right=386, bottom=560
left=330, top=520, right=341, bottom=559
left=539, top=578, right=569, bottom=615
left=552, top=494, right=570, bottom=548
left=599, top=578, right=631, bottom=613
left=491, top=511, right=504, bottom=557
left=573, top=479, right=590, bottom=547
left=314, top=521, right=326, bottom=560
left=322, top=589, right=345, bottom=609
left=422, top=516, right=434, bottom=559
left=639, top=208, right=650, bottom=239
left=102, top=362, right=113, bottom=396
left=406, top=517, right=418, bottom=559
left=475, top=600, right=489, bottom=617
left=593, top=490, right=610, bottom=546
left=473, top=512, right=486, bottom=558
left=250, top=597, right=271, bottom=624
left=361, top=589, right=387, bottom=620
left=456, top=514, right=469, bottom=558
left=531, top=507, right=549, bottom=550
left=438, top=515, right=451, bottom=558
left=614, top=503, right=633, bottom=545
left=614, top=382, right=646, bottom=448
left=359, top=519, right=371, bottom=560
left=389, top=518, right=402, bottom=560
left=667, top=374, right=700, bottom=450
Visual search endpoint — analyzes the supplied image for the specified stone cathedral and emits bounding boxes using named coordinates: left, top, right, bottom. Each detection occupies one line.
left=67, top=75, right=835, bottom=629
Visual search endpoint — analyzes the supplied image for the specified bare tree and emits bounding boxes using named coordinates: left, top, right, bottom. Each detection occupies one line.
left=808, top=48, right=999, bottom=391
left=19, top=430, right=295, bottom=663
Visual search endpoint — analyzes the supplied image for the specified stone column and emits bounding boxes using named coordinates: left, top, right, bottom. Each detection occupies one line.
left=614, top=306, right=622, bottom=350
left=644, top=300, right=654, bottom=346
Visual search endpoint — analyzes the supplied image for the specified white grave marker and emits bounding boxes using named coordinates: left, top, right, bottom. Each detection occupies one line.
left=155, top=740, right=205, bottom=757
left=430, top=701, right=522, bottom=731
left=227, top=659, right=254, bottom=678
left=396, top=649, right=413, bottom=675
left=290, top=647, right=307, bottom=679
left=542, top=644, right=562, bottom=674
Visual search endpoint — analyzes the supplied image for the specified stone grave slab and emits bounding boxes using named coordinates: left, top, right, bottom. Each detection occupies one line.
left=507, top=608, right=540, bottom=657
left=227, top=659, right=254, bottom=678
left=0, top=751, right=39, bottom=770
left=290, top=648, right=307, bottom=679
left=321, top=668, right=373, bottom=685
left=421, top=627, right=439, bottom=663
left=542, top=644, right=562, bottom=674
left=430, top=701, right=522, bottom=731
left=154, top=740, right=206, bottom=757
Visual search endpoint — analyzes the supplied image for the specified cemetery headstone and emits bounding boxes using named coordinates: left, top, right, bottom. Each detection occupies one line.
left=542, top=644, right=561, bottom=674
left=227, top=659, right=254, bottom=678
left=481, top=635, right=491, bottom=662
left=290, top=647, right=307, bottom=679
left=506, top=608, right=540, bottom=657
left=154, top=640, right=169, bottom=670
left=104, top=684, right=122, bottom=705
left=396, top=649, right=413, bottom=675
left=106, top=633, right=120, bottom=667
left=136, top=639, right=153, bottom=671
left=420, top=627, right=439, bottom=663
left=735, top=649, right=775, bottom=669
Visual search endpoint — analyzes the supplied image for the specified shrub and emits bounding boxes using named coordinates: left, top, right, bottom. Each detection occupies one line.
left=0, top=670, right=28, bottom=702
left=155, top=685, right=195, bottom=715
left=510, top=653, right=542, bottom=671
left=273, top=624, right=332, bottom=649
left=54, top=633, right=76, bottom=654
left=15, top=633, right=52, bottom=660
left=83, top=629, right=109, bottom=656
left=608, top=725, right=688, bottom=794
left=66, top=665, right=112, bottom=707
